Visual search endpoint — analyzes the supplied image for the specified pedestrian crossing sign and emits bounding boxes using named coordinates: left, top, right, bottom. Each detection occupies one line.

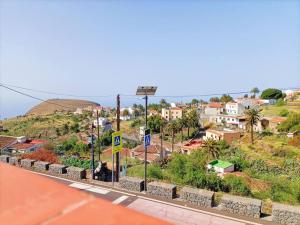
left=112, top=131, right=123, bottom=154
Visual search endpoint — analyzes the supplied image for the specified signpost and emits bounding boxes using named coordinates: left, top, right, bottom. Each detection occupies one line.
left=112, top=131, right=122, bottom=187
left=144, top=128, right=151, bottom=147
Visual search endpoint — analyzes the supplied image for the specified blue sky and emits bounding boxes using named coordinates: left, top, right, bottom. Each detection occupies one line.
left=1, top=0, right=300, bottom=118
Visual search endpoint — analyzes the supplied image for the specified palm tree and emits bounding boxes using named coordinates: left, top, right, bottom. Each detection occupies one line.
left=250, top=87, right=260, bottom=98
left=202, top=138, right=220, bottom=159
left=186, top=109, right=199, bottom=138
left=245, top=108, right=261, bottom=144
left=167, top=120, right=179, bottom=152
left=159, top=118, right=168, bottom=162
left=177, top=117, right=187, bottom=142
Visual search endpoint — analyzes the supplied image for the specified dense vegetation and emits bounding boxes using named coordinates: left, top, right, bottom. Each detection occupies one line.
left=260, top=88, right=283, bottom=100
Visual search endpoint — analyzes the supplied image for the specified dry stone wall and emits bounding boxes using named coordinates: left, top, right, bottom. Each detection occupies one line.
left=147, top=181, right=176, bottom=199
left=219, top=194, right=262, bottom=218
left=34, top=161, right=50, bottom=171
left=9, top=156, right=20, bottom=166
left=181, top=187, right=214, bottom=208
left=119, top=176, right=144, bottom=192
left=49, top=164, right=67, bottom=174
left=0, top=155, right=10, bottom=163
left=21, top=159, right=36, bottom=168
left=66, top=166, right=86, bottom=180
left=272, top=203, right=300, bottom=225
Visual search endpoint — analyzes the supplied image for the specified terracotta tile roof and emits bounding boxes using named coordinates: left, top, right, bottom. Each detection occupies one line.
left=207, top=103, right=223, bottom=108
left=270, top=117, right=287, bottom=123
left=30, top=139, right=47, bottom=144
left=133, top=145, right=162, bottom=154
left=182, top=139, right=203, bottom=150
left=102, top=147, right=131, bottom=157
left=135, top=152, right=160, bottom=162
left=0, top=136, right=17, bottom=149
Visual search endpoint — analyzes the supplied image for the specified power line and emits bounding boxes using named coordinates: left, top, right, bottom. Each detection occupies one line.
left=0, top=82, right=114, bottom=98
left=0, top=84, right=75, bottom=110
left=1, top=82, right=299, bottom=100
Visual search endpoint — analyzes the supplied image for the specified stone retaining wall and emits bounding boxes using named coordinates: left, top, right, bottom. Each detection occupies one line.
left=147, top=181, right=176, bottom=199
left=9, top=156, right=20, bottom=165
left=0, top=155, right=10, bottom=163
left=219, top=194, right=261, bottom=218
left=21, top=159, right=36, bottom=168
left=34, top=161, right=50, bottom=171
left=49, top=164, right=67, bottom=174
left=272, top=203, right=300, bottom=225
left=181, top=187, right=214, bottom=208
left=66, top=166, right=86, bottom=180
left=119, top=176, right=144, bottom=192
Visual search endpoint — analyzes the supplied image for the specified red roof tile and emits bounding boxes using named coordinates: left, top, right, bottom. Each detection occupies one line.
left=207, top=103, right=223, bottom=108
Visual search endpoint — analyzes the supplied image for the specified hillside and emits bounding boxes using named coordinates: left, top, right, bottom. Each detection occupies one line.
left=26, top=99, right=100, bottom=115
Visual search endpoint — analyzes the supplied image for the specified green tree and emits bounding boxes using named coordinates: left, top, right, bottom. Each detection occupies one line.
left=177, top=117, right=187, bottom=142
left=209, top=97, right=220, bottom=102
left=167, top=120, right=180, bottom=151
left=186, top=109, right=199, bottom=138
left=159, top=99, right=170, bottom=108
left=261, top=88, right=283, bottom=99
left=148, top=115, right=165, bottom=133
left=220, top=94, right=233, bottom=103
left=245, top=108, right=261, bottom=144
left=250, top=87, right=260, bottom=98
left=122, top=109, right=130, bottom=117
left=202, top=138, right=220, bottom=159
left=191, top=99, right=199, bottom=106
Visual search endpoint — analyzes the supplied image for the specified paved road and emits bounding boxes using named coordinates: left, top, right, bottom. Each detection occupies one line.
left=31, top=172, right=271, bottom=225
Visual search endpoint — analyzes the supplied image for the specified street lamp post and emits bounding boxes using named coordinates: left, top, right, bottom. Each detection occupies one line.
left=136, top=86, right=157, bottom=191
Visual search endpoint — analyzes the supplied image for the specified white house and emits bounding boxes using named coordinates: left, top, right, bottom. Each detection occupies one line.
left=93, top=118, right=112, bottom=132
left=216, top=115, right=246, bottom=128
left=207, top=160, right=234, bottom=174
left=225, top=102, right=245, bottom=115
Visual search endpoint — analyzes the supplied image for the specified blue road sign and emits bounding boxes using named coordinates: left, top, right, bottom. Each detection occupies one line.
left=144, top=134, right=151, bottom=147
left=114, top=136, right=121, bottom=146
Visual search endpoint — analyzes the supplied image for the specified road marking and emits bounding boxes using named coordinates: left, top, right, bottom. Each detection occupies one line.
left=69, top=182, right=110, bottom=194
left=86, top=187, right=110, bottom=195
left=112, top=195, right=129, bottom=205
left=69, top=183, right=92, bottom=189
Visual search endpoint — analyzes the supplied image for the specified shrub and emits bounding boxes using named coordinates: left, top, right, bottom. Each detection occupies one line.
left=277, top=112, right=300, bottom=132
left=261, top=88, right=283, bottom=100
left=260, top=130, right=273, bottom=137
left=276, top=99, right=286, bottom=106
left=21, top=148, right=58, bottom=164
left=61, top=157, right=91, bottom=169
left=205, top=173, right=223, bottom=192
left=288, top=135, right=300, bottom=147
left=148, top=164, right=163, bottom=179
left=278, top=109, right=289, bottom=117
left=223, top=174, right=251, bottom=196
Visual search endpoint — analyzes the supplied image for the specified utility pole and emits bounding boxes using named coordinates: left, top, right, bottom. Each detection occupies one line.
left=96, top=110, right=101, bottom=162
left=160, top=125, right=163, bottom=162
left=136, top=86, right=157, bottom=191
left=116, top=94, right=120, bottom=182
left=144, top=94, right=148, bottom=190
left=91, top=124, right=95, bottom=180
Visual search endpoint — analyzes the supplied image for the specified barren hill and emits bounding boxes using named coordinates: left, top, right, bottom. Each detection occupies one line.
left=26, top=99, right=100, bottom=115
